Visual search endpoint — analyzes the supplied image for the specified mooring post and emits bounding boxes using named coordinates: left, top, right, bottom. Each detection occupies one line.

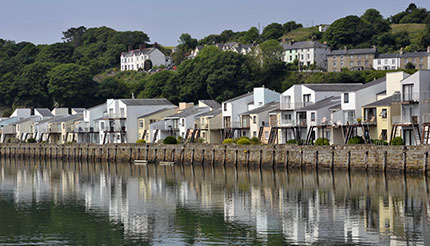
left=129, top=147, right=133, bottom=163
left=163, top=148, right=166, bottom=161
left=223, top=146, right=227, bottom=167
left=365, top=151, right=369, bottom=171
left=315, top=151, right=319, bottom=170
left=191, top=148, right=195, bottom=165
left=331, top=146, right=335, bottom=171
left=424, top=152, right=429, bottom=174
left=403, top=146, right=407, bottom=174
left=234, top=149, right=238, bottom=168
left=181, top=147, right=185, bottom=164
left=154, top=148, right=158, bottom=162
left=202, top=149, right=205, bottom=165
left=284, top=150, right=289, bottom=169
left=300, top=150, right=304, bottom=169
left=145, top=144, right=149, bottom=160
left=347, top=151, right=351, bottom=172
left=211, top=149, right=215, bottom=166
left=246, top=150, right=250, bottom=167
left=272, top=148, right=276, bottom=167
left=171, top=148, right=175, bottom=162
left=259, top=149, right=263, bottom=167
left=383, top=151, right=388, bottom=173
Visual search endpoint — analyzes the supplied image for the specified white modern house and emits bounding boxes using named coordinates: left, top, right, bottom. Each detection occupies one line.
left=391, top=70, right=430, bottom=145
left=77, top=103, right=107, bottom=144
left=240, top=101, right=280, bottom=141
left=282, top=41, right=329, bottom=70
left=222, top=87, right=280, bottom=139
left=295, top=96, right=341, bottom=144
left=15, top=116, right=42, bottom=141
left=373, top=53, right=401, bottom=70
left=278, top=83, right=363, bottom=143
left=120, top=47, right=167, bottom=71
left=34, top=108, right=53, bottom=119
left=99, top=98, right=176, bottom=144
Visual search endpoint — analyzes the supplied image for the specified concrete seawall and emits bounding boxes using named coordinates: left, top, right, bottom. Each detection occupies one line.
left=1, top=143, right=430, bottom=173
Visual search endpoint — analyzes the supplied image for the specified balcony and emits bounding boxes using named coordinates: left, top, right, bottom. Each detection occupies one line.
left=224, top=121, right=241, bottom=129
left=48, top=125, right=61, bottom=133
left=392, top=93, right=420, bottom=103
left=280, top=101, right=314, bottom=110
left=392, top=115, right=419, bottom=125
left=105, top=113, right=127, bottom=119
left=103, top=126, right=127, bottom=132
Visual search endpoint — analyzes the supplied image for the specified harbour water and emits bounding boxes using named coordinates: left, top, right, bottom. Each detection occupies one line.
left=1, top=159, right=430, bottom=245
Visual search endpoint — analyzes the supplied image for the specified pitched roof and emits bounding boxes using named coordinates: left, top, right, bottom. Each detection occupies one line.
left=137, top=107, right=177, bottom=118
left=34, top=108, right=53, bottom=117
left=86, top=103, right=106, bottom=110
left=199, top=100, right=221, bottom=109
left=363, top=95, right=394, bottom=107
left=72, top=108, right=85, bottom=113
left=120, top=98, right=174, bottom=106
left=166, top=107, right=207, bottom=118
left=282, top=41, right=328, bottom=50
left=356, top=76, right=386, bottom=90
left=223, top=92, right=253, bottom=103
left=196, top=108, right=222, bottom=118
left=401, top=51, right=430, bottom=58
left=13, top=116, right=38, bottom=125
left=376, top=53, right=401, bottom=59
left=328, top=47, right=376, bottom=56
left=48, top=114, right=82, bottom=123
left=121, top=48, right=157, bottom=57
left=241, top=101, right=279, bottom=115
left=37, top=115, right=66, bottom=124
left=296, top=96, right=340, bottom=111
left=303, top=83, right=363, bottom=92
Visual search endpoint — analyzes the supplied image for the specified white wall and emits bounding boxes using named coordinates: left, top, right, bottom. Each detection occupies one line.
left=11, top=109, right=31, bottom=118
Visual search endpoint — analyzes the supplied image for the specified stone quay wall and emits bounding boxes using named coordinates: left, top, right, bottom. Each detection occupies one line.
left=1, top=143, right=430, bottom=173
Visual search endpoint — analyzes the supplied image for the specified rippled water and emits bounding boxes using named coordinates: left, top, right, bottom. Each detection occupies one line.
left=1, top=158, right=430, bottom=245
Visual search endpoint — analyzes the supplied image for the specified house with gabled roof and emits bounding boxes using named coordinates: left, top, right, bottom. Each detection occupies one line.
left=195, top=108, right=223, bottom=144
left=120, top=46, right=167, bottom=71
left=282, top=41, right=329, bottom=70
left=327, top=47, right=376, bottom=72
left=99, top=98, right=176, bottom=144
left=138, top=107, right=178, bottom=143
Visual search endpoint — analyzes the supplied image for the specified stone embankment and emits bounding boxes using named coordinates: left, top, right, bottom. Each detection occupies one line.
left=1, top=143, right=430, bottom=173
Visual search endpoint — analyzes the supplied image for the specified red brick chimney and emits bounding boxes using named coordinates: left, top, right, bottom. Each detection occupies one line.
left=153, top=42, right=159, bottom=49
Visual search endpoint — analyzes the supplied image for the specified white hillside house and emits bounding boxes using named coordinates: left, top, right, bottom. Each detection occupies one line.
left=120, top=47, right=167, bottom=71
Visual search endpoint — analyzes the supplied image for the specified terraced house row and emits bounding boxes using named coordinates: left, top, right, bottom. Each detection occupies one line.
left=1, top=70, right=430, bottom=145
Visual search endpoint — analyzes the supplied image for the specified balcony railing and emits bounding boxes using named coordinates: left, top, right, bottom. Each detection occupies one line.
left=48, top=125, right=61, bottom=133
left=224, top=121, right=241, bottom=128
left=103, top=126, right=127, bottom=132
left=392, top=93, right=420, bottom=103
left=105, top=113, right=127, bottom=119
left=280, top=101, right=314, bottom=110
left=392, top=115, right=419, bottom=125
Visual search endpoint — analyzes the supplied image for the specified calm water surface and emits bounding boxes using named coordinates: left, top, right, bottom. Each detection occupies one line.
left=1, top=159, right=430, bottom=245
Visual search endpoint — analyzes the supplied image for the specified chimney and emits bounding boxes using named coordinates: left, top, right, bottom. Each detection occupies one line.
left=427, top=46, right=430, bottom=53
left=281, top=37, right=286, bottom=43
left=344, top=46, right=347, bottom=51
left=139, top=44, right=146, bottom=50
left=153, top=42, right=159, bottom=49
left=400, top=47, right=403, bottom=55
left=128, top=45, right=132, bottom=51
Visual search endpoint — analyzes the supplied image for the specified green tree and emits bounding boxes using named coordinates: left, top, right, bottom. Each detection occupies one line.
left=261, top=23, right=283, bottom=41
left=178, top=33, right=198, bottom=52
left=14, top=62, right=56, bottom=108
left=361, top=9, right=391, bottom=34
left=96, top=77, right=129, bottom=100
left=62, top=26, right=87, bottom=47
left=258, top=39, right=284, bottom=61
left=239, top=27, right=260, bottom=44
left=36, top=42, right=75, bottom=63
left=282, top=21, right=303, bottom=33
left=139, top=70, right=175, bottom=98
left=323, top=15, right=374, bottom=49
left=47, top=64, right=98, bottom=107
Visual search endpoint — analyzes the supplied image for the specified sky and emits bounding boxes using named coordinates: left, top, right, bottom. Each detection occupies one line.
left=0, top=0, right=429, bottom=46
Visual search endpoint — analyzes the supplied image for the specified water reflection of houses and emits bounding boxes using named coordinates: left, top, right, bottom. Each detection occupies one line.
left=1, top=162, right=430, bottom=244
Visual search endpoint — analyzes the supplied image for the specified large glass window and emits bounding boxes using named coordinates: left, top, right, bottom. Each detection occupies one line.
left=344, top=93, right=349, bottom=103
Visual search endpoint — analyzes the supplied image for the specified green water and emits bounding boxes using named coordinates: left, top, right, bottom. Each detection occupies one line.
left=0, top=159, right=430, bottom=245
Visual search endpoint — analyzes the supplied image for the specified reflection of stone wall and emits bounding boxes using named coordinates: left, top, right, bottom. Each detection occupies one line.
left=1, top=143, right=430, bottom=172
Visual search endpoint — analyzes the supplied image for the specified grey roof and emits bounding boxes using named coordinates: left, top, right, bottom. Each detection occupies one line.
left=356, top=76, right=386, bottom=90
left=303, top=83, right=363, bottom=92
left=401, top=51, right=430, bottom=58
left=200, top=100, right=221, bottom=109
left=35, top=108, right=53, bottom=117
left=328, top=47, right=376, bottom=56
left=376, top=53, right=401, bottom=59
left=196, top=108, right=222, bottom=118
left=223, top=92, right=253, bottom=103
left=37, top=115, right=65, bottom=124
left=13, top=117, right=38, bottom=125
left=241, top=101, right=280, bottom=115
left=137, top=107, right=176, bottom=118
left=121, top=48, right=157, bottom=57
left=48, top=114, right=82, bottom=123
left=297, top=96, right=341, bottom=111
left=120, top=98, right=174, bottom=106
left=72, top=108, right=85, bottom=113
left=282, top=41, right=328, bottom=50
left=363, top=95, right=394, bottom=107
left=166, top=107, right=207, bottom=118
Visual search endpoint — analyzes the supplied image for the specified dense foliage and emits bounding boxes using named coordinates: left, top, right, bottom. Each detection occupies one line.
left=391, top=137, right=405, bottom=145
left=222, top=138, right=234, bottom=144
left=315, top=138, right=330, bottom=146
left=348, top=136, right=365, bottom=145
left=163, top=136, right=178, bottom=144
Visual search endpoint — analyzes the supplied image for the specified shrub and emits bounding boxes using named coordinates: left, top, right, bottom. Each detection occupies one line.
left=315, top=138, right=329, bottom=146
left=177, top=136, right=185, bottom=144
left=222, top=138, right=234, bottom=144
left=251, top=137, right=260, bottom=144
left=136, top=139, right=146, bottom=144
left=237, top=138, right=251, bottom=145
left=195, top=138, right=204, bottom=143
left=27, top=138, right=36, bottom=143
left=391, top=137, right=404, bottom=145
left=286, top=139, right=297, bottom=144
left=372, top=139, right=388, bottom=145
left=41, top=141, right=47, bottom=144
left=347, top=136, right=365, bottom=144
left=163, top=136, right=178, bottom=144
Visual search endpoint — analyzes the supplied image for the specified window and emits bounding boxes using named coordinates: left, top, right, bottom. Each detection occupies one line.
left=365, top=54, right=369, bottom=59
left=253, top=131, right=257, bottom=137
left=349, top=61, right=353, bottom=66
left=420, top=57, right=424, bottom=63
left=223, top=103, right=227, bottom=111
left=253, top=116, right=256, bottom=124
left=303, top=94, right=311, bottom=103
left=307, top=54, right=310, bottom=59
left=139, top=120, right=144, bottom=128
left=340, top=55, right=344, bottom=60
left=358, top=55, right=361, bottom=59
left=289, top=56, right=292, bottom=61
left=380, top=109, right=387, bottom=118
left=284, top=114, right=291, bottom=120
left=358, top=61, right=361, bottom=66
left=403, top=84, right=413, bottom=101
left=392, top=59, right=395, bottom=64
left=381, top=130, right=387, bottom=141
left=265, top=131, right=269, bottom=139
left=378, top=60, right=381, bottom=65
left=120, top=108, right=125, bottom=117
left=344, top=93, right=349, bottom=103
left=101, top=122, right=105, bottom=130
left=311, top=112, right=315, bottom=122
left=350, top=55, right=353, bottom=60
left=181, top=119, right=185, bottom=126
